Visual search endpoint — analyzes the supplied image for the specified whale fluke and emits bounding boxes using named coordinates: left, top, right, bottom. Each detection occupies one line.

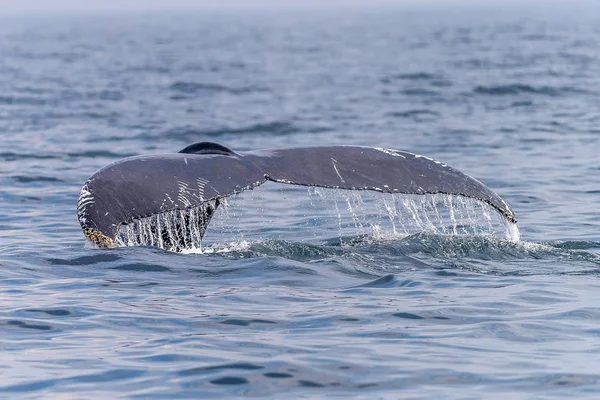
left=78, top=142, right=516, bottom=250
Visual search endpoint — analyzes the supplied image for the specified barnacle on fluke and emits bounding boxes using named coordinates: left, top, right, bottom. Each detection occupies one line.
left=83, top=227, right=114, bottom=249
left=77, top=142, right=517, bottom=252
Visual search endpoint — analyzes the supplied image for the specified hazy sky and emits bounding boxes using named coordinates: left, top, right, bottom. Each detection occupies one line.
left=0, top=0, right=594, bottom=14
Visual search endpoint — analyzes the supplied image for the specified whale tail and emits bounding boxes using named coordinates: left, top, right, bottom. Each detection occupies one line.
left=78, top=142, right=516, bottom=250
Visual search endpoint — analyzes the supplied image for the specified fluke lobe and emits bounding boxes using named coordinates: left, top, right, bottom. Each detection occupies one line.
left=77, top=142, right=517, bottom=250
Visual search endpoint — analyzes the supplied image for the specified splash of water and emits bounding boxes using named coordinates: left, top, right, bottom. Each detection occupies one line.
left=112, top=187, right=519, bottom=251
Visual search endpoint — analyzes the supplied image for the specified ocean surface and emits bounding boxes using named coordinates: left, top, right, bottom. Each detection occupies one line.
left=1, top=4, right=599, bottom=398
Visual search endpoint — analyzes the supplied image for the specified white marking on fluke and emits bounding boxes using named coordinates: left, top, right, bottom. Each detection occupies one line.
left=375, top=148, right=407, bottom=158
left=197, top=177, right=208, bottom=198
left=414, top=154, right=447, bottom=166
left=331, top=158, right=345, bottom=183
left=77, top=185, right=95, bottom=212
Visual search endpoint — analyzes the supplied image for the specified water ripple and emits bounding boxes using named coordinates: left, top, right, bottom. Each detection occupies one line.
left=1, top=7, right=599, bottom=399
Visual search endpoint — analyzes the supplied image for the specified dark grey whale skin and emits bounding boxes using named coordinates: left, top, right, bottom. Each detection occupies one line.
left=77, top=143, right=517, bottom=248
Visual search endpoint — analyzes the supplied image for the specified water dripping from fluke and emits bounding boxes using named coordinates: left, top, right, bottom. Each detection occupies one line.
left=109, top=189, right=519, bottom=253
left=114, top=199, right=219, bottom=253
left=307, top=189, right=520, bottom=245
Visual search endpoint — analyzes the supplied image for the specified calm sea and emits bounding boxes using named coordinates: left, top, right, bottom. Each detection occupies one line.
left=0, top=4, right=599, bottom=398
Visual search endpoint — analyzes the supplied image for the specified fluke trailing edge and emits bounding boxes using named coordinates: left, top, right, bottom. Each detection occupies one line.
left=78, top=142, right=517, bottom=250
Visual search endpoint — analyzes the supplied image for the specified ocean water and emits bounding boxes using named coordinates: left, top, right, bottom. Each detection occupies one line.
left=1, top=4, right=599, bottom=398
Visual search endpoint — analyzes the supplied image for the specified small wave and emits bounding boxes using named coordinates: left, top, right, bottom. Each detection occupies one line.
left=511, top=100, right=534, bottom=107
left=0, top=90, right=123, bottom=105
left=353, top=274, right=399, bottom=288
left=124, top=65, right=171, bottom=74
left=386, top=109, right=440, bottom=119
left=0, top=369, right=145, bottom=394
left=60, top=89, right=124, bottom=102
left=67, top=150, right=135, bottom=159
left=13, top=86, right=54, bottom=95
left=92, top=90, right=124, bottom=101
left=1, top=319, right=54, bottom=331
left=0, top=152, right=59, bottom=161
left=159, top=121, right=324, bottom=139
left=0, top=95, right=49, bottom=106
left=110, top=263, right=171, bottom=272
left=11, top=176, right=64, bottom=183
left=473, top=84, right=588, bottom=96
left=381, top=72, right=439, bottom=83
left=400, top=88, right=440, bottom=96
left=12, top=50, right=87, bottom=63
left=81, top=111, right=122, bottom=120
left=25, top=308, right=72, bottom=316
left=175, top=233, right=600, bottom=272
left=381, top=88, right=440, bottom=97
left=169, top=81, right=269, bottom=95
left=546, top=240, right=600, bottom=250
left=179, top=61, right=247, bottom=72
left=178, top=363, right=264, bottom=377
left=46, top=253, right=123, bottom=266
left=521, top=34, right=563, bottom=42
left=220, top=319, right=277, bottom=327
left=383, top=232, right=556, bottom=261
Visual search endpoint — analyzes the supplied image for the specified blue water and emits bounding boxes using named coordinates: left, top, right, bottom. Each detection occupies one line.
left=1, top=4, right=600, bottom=398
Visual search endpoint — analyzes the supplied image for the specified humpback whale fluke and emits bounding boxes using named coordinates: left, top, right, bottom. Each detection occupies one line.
left=78, top=142, right=517, bottom=250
